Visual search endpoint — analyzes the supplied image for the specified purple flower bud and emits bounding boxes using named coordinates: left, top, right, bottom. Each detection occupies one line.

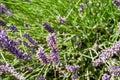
left=78, top=3, right=84, bottom=13
left=57, top=16, right=66, bottom=24
left=23, top=33, right=38, bottom=45
left=0, top=62, right=25, bottom=80
left=0, top=4, right=7, bottom=14
left=0, top=19, right=6, bottom=26
left=7, top=9, right=13, bottom=17
left=71, top=74, right=79, bottom=80
left=113, top=0, right=120, bottom=7
left=0, top=28, right=6, bottom=38
left=108, top=66, right=120, bottom=76
left=66, top=65, right=80, bottom=72
left=36, top=45, right=49, bottom=64
left=43, top=22, right=54, bottom=33
left=8, top=25, right=17, bottom=33
left=102, top=73, right=111, bottom=80
left=35, top=75, right=45, bottom=80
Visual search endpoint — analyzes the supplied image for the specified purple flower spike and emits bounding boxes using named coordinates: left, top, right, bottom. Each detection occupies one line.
left=23, top=33, right=38, bottom=45
left=108, top=66, right=120, bottom=76
left=0, top=63, right=25, bottom=80
left=35, top=75, right=45, bottom=80
left=43, top=22, right=54, bottom=33
left=46, top=33, right=59, bottom=63
left=71, top=74, right=79, bottom=80
left=0, top=19, right=6, bottom=26
left=0, top=4, right=7, bottom=14
left=102, top=73, right=110, bottom=80
left=36, top=45, right=49, bottom=64
left=57, top=16, right=66, bottom=24
left=8, top=25, right=17, bottom=33
left=93, top=40, right=120, bottom=67
left=66, top=65, right=80, bottom=72
left=1, top=38, right=30, bottom=60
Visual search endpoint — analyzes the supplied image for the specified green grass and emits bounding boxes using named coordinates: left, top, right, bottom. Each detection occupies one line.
left=1, top=0, right=120, bottom=80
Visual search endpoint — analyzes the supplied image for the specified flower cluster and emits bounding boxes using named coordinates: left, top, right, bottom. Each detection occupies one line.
left=102, top=73, right=111, bottom=80
left=36, top=45, right=49, bottom=64
left=0, top=62, right=25, bottom=80
left=0, top=29, right=31, bottom=60
left=108, top=65, right=120, bottom=76
left=93, top=40, right=120, bottom=67
left=66, top=65, right=80, bottom=72
left=8, top=25, right=17, bottom=33
left=23, top=32, right=38, bottom=45
left=46, top=33, right=59, bottom=63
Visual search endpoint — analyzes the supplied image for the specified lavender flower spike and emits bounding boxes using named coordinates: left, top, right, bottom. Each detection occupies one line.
left=93, top=40, right=120, bottom=67
left=102, top=73, right=111, bottom=80
left=23, top=32, right=38, bottom=45
left=43, top=22, right=54, bottom=33
left=0, top=62, right=25, bottom=80
left=2, top=39, right=30, bottom=60
left=108, top=65, right=120, bottom=76
left=66, top=65, right=80, bottom=72
left=0, top=4, right=7, bottom=14
left=46, top=33, right=59, bottom=63
left=36, top=45, right=49, bottom=64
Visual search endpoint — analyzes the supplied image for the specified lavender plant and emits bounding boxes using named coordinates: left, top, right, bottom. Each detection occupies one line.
left=0, top=62, right=25, bottom=80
